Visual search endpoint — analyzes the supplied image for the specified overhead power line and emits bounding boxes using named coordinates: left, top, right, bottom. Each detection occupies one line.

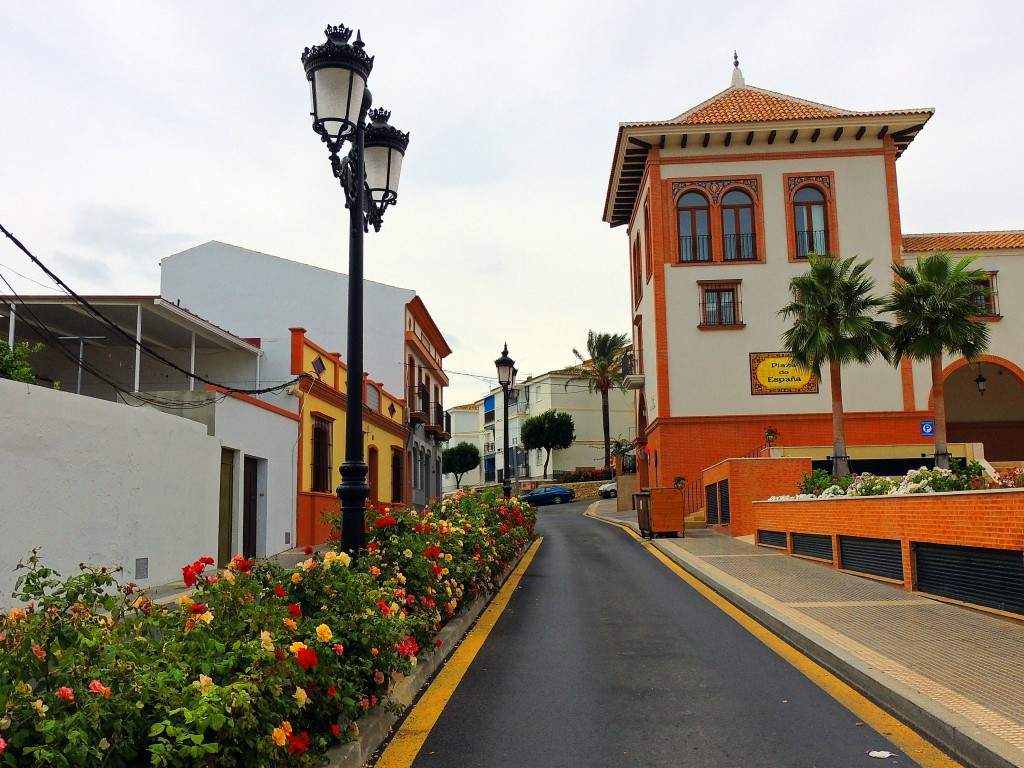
left=0, top=223, right=298, bottom=397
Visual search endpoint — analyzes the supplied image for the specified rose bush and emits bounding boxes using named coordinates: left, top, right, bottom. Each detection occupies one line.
left=0, top=488, right=535, bottom=767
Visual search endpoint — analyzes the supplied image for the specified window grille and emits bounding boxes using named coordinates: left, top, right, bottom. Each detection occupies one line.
left=311, top=416, right=333, bottom=493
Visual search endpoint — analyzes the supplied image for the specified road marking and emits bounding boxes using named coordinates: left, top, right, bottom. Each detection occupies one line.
left=608, top=524, right=962, bottom=768
left=373, top=537, right=543, bottom=768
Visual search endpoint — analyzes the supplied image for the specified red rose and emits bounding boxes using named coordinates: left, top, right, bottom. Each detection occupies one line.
left=296, top=647, right=319, bottom=670
left=304, top=545, right=313, bottom=555
left=274, top=585, right=287, bottom=598
left=287, top=731, right=310, bottom=755
left=189, top=603, right=207, bottom=615
left=331, top=724, right=340, bottom=738
left=288, top=603, right=302, bottom=618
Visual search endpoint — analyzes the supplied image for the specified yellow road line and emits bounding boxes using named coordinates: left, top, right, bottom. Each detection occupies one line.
left=374, top=537, right=543, bottom=768
left=611, top=523, right=961, bottom=768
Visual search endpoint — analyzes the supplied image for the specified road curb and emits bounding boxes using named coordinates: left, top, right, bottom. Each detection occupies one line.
left=649, top=540, right=1022, bottom=768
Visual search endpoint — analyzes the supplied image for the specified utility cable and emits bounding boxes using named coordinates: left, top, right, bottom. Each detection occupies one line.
left=0, top=223, right=298, bottom=396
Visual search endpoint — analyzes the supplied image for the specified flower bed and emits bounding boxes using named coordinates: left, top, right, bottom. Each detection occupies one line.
left=770, top=461, right=988, bottom=501
left=0, top=488, right=535, bottom=767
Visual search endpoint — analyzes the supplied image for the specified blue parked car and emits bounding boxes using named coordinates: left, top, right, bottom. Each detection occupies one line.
left=520, top=485, right=576, bottom=506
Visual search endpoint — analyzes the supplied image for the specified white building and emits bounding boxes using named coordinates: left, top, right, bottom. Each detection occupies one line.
left=0, top=295, right=296, bottom=598
left=603, top=62, right=1024, bottom=492
left=442, top=366, right=634, bottom=492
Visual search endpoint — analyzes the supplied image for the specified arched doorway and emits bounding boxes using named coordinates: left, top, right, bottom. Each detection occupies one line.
left=944, top=357, right=1024, bottom=462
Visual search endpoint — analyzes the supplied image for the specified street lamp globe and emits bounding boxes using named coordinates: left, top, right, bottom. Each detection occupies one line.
left=301, top=24, right=374, bottom=145
left=495, top=344, right=516, bottom=387
left=364, top=108, right=410, bottom=223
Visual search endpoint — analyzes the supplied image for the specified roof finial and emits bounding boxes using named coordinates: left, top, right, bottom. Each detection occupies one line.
left=731, top=51, right=745, bottom=87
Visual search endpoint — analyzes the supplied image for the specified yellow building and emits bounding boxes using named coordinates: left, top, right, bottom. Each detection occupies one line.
left=289, top=328, right=408, bottom=546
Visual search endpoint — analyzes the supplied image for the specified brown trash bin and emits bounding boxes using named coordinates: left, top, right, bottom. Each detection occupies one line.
left=643, top=488, right=684, bottom=539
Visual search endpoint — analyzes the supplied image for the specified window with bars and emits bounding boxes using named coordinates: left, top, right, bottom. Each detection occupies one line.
left=311, top=416, right=333, bottom=493
left=698, top=281, right=743, bottom=328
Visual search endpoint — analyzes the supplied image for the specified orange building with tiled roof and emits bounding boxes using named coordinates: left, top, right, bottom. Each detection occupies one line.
left=604, top=61, right=1024, bottom=507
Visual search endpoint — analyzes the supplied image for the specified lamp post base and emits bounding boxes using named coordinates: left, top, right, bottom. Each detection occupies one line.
left=336, top=461, right=370, bottom=557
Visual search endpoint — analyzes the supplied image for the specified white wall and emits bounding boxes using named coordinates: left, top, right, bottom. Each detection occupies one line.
left=654, top=153, right=902, bottom=418
left=0, top=379, right=220, bottom=609
left=160, top=242, right=413, bottom=395
left=212, top=395, right=298, bottom=558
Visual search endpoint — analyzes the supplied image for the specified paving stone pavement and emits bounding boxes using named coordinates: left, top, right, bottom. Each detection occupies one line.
left=587, top=499, right=1024, bottom=768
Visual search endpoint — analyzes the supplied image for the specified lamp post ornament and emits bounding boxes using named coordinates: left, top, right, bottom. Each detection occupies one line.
left=302, top=24, right=409, bottom=557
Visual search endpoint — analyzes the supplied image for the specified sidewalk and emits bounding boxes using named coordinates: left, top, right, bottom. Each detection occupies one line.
left=587, top=499, right=1024, bottom=768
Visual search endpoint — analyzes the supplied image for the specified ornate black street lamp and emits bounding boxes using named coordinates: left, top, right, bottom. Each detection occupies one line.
left=302, top=24, right=409, bottom=556
left=495, top=343, right=517, bottom=498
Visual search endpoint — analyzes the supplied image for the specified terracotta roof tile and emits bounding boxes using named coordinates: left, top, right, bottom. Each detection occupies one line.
left=622, top=85, right=932, bottom=129
left=902, top=232, right=1024, bottom=252
left=682, top=88, right=848, bottom=124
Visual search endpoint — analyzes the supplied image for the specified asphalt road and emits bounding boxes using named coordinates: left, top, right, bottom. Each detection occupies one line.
left=389, top=501, right=924, bottom=767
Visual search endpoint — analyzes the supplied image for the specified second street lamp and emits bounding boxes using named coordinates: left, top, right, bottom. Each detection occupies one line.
left=302, top=24, right=409, bottom=556
left=495, top=343, right=517, bottom=499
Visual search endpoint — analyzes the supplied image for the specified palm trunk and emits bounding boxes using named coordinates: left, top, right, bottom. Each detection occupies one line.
left=931, top=354, right=949, bottom=470
left=601, top=387, right=611, bottom=469
left=829, top=362, right=850, bottom=477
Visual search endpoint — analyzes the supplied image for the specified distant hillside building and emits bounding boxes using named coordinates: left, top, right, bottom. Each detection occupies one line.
left=442, top=365, right=634, bottom=492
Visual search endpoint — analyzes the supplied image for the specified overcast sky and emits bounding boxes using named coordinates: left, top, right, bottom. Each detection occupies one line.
left=2, top=2, right=1022, bottom=407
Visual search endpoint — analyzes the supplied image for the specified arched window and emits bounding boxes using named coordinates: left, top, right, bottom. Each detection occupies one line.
left=677, top=192, right=710, bottom=263
left=721, top=189, right=756, bottom=261
left=793, top=186, right=828, bottom=257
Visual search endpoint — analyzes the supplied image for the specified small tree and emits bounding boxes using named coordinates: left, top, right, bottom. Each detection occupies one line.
left=565, top=331, right=630, bottom=469
left=442, top=442, right=481, bottom=488
left=521, top=409, right=575, bottom=479
left=779, top=254, right=891, bottom=477
left=0, top=341, right=42, bottom=384
left=886, top=252, right=991, bottom=469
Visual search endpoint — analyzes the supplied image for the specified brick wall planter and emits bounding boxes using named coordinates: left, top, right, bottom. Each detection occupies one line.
left=753, top=489, right=1024, bottom=613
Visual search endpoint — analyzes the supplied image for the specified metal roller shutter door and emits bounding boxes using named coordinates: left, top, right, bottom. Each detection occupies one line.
left=838, top=535, right=903, bottom=581
left=915, top=542, right=1024, bottom=616
left=792, top=532, right=833, bottom=562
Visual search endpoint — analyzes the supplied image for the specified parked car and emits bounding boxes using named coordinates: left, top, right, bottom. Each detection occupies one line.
left=520, top=485, right=576, bottom=506
left=597, top=481, right=617, bottom=499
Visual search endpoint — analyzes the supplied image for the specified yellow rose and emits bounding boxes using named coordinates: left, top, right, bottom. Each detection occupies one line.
left=338, top=552, right=352, bottom=568
left=290, top=641, right=307, bottom=655
left=260, top=631, right=275, bottom=652
left=175, top=595, right=193, bottom=607
left=31, top=699, right=48, bottom=718
left=291, top=573, right=303, bottom=584
left=316, top=624, right=332, bottom=642
left=272, top=728, right=287, bottom=747
left=294, top=686, right=308, bottom=708
left=283, top=618, right=297, bottom=631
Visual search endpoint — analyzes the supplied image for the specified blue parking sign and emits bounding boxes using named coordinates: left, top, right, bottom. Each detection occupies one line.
left=921, top=420, right=935, bottom=436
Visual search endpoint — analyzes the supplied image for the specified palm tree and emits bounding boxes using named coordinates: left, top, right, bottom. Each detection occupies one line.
left=565, top=331, right=630, bottom=470
left=886, top=252, right=991, bottom=470
left=779, top=254, right=891, bottom=477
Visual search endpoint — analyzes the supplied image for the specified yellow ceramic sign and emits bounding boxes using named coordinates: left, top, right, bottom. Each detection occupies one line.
left=749, top=353, right=818, bottom=395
